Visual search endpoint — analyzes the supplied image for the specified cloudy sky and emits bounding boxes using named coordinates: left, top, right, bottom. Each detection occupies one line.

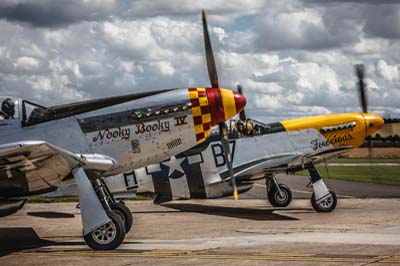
left=0, top=0, right=399, bottom=121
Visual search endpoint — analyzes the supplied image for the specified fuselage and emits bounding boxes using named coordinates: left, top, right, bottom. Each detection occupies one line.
left=217, top=112, right=384, bottom=179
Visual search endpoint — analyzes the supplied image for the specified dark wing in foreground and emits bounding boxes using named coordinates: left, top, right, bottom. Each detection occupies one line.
left=0, top=141, right=115, bottom=196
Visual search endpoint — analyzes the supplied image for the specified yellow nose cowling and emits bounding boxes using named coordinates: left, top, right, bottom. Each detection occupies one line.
left=364, top=113, right=385, bottom=137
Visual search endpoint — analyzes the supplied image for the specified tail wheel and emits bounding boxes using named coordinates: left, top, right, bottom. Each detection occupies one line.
left=84, top=210, right=126, bottom=250
left=311, top=188, right=337, bottom=213
left=110, top=202, right=133, bottom=233
left=268, top=184, right=292, bottom=207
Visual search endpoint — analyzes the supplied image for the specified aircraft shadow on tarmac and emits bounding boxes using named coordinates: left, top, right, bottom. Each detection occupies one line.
left=27, top=211, right=75, bottom=219
left=0, top=227, right=82, bottom=256
left=159, top=203, right=306, bottom=221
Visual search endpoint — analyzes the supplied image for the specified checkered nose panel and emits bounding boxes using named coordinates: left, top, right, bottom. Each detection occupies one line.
left=188, top=88, right=212, bottom=143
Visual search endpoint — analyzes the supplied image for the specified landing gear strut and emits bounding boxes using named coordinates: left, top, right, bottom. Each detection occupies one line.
left=266, top=175, right=292, bottom=207
left=308, top=165, right=337, bottom=212
left=95, top=179, right=134, bottom=233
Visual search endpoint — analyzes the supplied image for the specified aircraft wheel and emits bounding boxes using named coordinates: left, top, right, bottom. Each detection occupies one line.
left=311, top=188, right=337, bottom=213
left=84, top=210, right=126, bottom=250
left=110, top=202, right=133, bottom=233
left=268, top=184, right=292, bottom=207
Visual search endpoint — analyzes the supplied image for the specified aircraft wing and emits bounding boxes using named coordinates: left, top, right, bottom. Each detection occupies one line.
left=0, top=141, right=115, bottom=194
left=232, top=153, right=301, bottom=181
left=232, top=146, right=352, bottom=182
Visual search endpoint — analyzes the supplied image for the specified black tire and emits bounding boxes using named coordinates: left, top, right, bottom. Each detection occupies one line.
left=83, top=210, right=126, bottom=250
left=268, top=184, right=292, bottom=207
left=110, top=202, right=133, bottom=233
left=311, top=188, right=337, bottom=213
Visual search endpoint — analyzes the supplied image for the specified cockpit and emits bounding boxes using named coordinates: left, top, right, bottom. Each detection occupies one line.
left=228, top=119, right=254, bottom=138
left=229, top=119, right=286, bottom=138
left=0, top=96, right=53, bottom=126
left=211, top=118, right=286, bottom=140
left=0, top=93, right=153, bottom=127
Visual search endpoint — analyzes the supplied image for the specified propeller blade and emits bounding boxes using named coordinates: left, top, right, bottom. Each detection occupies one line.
left=237, top=85, right=247, bottom=121
left=202, top=10, right=219, bottom=88
left=355, top=64, right=368, bottom=113
left=218, top=122, right=238, bottom=200
left=202, top=10, right=237, bottom=200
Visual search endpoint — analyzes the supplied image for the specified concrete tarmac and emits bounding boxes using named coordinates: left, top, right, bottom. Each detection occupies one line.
left=1, top=197, right=400, bottom=265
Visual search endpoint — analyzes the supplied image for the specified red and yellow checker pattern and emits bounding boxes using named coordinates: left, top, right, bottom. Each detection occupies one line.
left=188, top=88, right=212, bottom=143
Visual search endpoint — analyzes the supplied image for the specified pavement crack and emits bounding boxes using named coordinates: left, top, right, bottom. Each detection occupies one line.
left=359, top=255, right=395, bottom=266
left=120, top=258, right=159, bottom=266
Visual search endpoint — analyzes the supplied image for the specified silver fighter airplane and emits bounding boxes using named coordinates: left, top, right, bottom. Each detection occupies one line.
left=0, top=11, right=246, bottom=250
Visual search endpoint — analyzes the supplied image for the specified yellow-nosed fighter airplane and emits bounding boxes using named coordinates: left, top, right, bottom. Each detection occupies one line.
left=0, top=11, right=246, bottom=250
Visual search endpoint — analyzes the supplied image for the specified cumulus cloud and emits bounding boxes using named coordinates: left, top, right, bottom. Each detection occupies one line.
left=376, top=60, right=399, bottom=81
left=254, top=8, right=342, bottom=50
left=305, top=0, right=400, bottom=40
left=0, top=0, right=399, bottom=121
left=14, top=56, right=40, bottom=70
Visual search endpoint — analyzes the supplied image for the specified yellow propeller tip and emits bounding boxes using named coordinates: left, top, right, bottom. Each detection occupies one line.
left=233, top=189, right=239, bottom=200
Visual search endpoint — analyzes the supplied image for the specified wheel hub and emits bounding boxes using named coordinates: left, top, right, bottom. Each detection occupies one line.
left=92, top=222, right=117, bottom=245
left=275, top=190, right=288, bottom=203
left=319, top=195, right=333, bottom=208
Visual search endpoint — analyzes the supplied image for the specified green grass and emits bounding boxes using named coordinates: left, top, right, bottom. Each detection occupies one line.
left=299, top=158, right=400, bottom=186
left=27, top=196, right=79, bottom=203
left=333, top=158, right=400, bottom=164
left=122, top=194, right=152, bottom=201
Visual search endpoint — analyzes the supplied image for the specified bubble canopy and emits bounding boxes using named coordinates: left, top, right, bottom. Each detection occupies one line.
left=21, top=100, right=53, bottom=125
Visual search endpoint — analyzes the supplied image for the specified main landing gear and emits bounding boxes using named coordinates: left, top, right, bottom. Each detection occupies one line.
left=308, top=165, right=337, bottom=212
left=72, top=168, right=133, bottom=250
left=266, top=175, right=292, bottom=207
left=265, top=166, right=337, bottom=212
